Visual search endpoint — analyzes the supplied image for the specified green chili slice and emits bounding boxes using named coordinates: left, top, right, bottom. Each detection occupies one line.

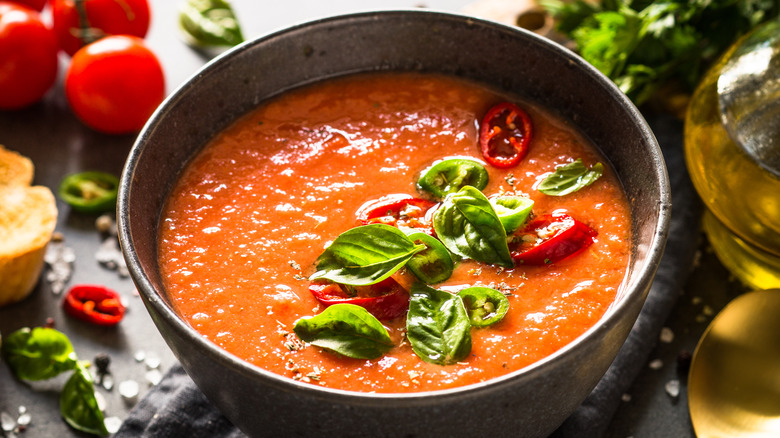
left=58, top=171, right=119, bottom=214
left=490, top=195, right=534, bottom=233
left=417, top=157, right=489, bottom=198
left=404, top=231, right=454, bottom=284
left=457, top=287, right=509, bottom=327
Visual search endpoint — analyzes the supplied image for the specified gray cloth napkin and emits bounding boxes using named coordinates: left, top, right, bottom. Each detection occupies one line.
left=114, top=111, right=702, bottom=438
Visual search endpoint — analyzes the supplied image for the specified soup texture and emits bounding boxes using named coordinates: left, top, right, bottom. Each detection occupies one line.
left=158, top=73, right=631, bottom=393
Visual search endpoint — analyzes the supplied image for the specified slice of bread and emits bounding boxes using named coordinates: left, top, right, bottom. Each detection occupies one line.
left=0, top=146, right=57, bottom=307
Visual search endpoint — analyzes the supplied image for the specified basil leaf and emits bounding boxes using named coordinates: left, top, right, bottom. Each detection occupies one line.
left=538, top=159, right=604, bottom=196
left=179, top=0, right=244, bottom=48
left=433, top=186, right=513, bottom=267
left=406, top=283, right=471, bottom=365
left=457, top=287, right=510, bottom=327
left=417, top=157, right=489, bottom=198
left=490, top=195, right=534, bottom=233
left=1, top=327, right=78, bottom=381
left=293, top=304, right=394, bottom=359
left=404, top=231, right=454, bottom=284
left=60, top=363, right=109, bottom=436
left=310, top=224, right=424, bottom=286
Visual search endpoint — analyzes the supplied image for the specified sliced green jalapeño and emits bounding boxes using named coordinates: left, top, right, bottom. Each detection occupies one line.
left=457, top=287, right=509, bottom=327
left=490, top=195, right=534, bottom=233
left=404, top=231, right=454, bottom=284
left=417, top=157, right=489, bottom=198
left=58, top=171, right=119, bottom=214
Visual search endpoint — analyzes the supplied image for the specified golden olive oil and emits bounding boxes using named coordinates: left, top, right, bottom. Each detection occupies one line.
left=684, top=32, right=780, bottom=289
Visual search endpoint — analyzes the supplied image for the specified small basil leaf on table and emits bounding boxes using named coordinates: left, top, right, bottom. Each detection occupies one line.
left=404, top=231, right=454, bottom=284
left=457, top=287, right=510, bottom=327
left=293, top=304, right=394, bottom=359
left=310, top=224, right=425, bottom=286
left=433, top=186, right=513, bottom=267
left=406, top=283, right=472, bottom=365
left=60, top=362, right=109, bottom=436
left=1, top=327, right=78, bottom=381
left=179, top=0, right=245, bottom=48
left=417, top=157, right=489, bottom=198
left=490, top=195, right=534, bottom=233
left=538, top=159, right=603, bottom=196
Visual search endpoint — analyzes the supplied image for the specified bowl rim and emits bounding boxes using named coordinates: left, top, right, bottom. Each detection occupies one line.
left=118, top=8, right=671, bottom=404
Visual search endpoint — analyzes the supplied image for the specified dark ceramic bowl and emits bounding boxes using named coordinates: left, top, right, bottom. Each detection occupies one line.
left=119, top=10, right=670, bottom=438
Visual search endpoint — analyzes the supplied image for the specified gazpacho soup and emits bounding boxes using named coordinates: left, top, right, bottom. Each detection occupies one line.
left=158, top=73, right=631, bottom=393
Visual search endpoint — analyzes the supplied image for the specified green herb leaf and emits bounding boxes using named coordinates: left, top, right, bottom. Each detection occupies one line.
left=433, top=186, right=513, bottom=267
left=457, top=287, right=510, bottom=327
left=179, top=0, right=245, bottom=48
left=310, top=224, right=425, bottom=285
left=538, top=159, right=604, bottom=196
left=404, top=231, right=454, bottom=284
left=416, top=157, right=489, bottom=198
left=1, top=327, right=78, bottom=381
left=406, top=283, right=472, bottom=365
left=490, top=195, right=534, bottom=233
left=293, top=304, right=394, bottom=359
left=60, top=363, right=109, bottom=436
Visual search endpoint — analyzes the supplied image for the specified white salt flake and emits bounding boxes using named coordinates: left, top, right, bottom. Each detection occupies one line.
left=145, top=369, right=163, bottom=386
left=101, top=373, right=115, bottom=391
left=16, top=412, right=30, bottom=427
left=104, top=416, right=123, bottom=434
left=621, top=393, right=632, bottom=402
left=1, top=411, right=15, bottom=432
left=659, top=327, right=675, bottom=343
left=94, top=391, right=107, bottom=412
left=134, top=350, right=146, bottom=362
left=119, top=380, right=140, bottom=404
left=145, top=355, right=161, bottom=370
left=665, top=379, right=681, bottom=398
left=648, top=359, right=663, bottom=370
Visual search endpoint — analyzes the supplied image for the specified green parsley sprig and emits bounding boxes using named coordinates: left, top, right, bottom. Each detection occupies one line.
left=541, top=0, right=780, bottom=105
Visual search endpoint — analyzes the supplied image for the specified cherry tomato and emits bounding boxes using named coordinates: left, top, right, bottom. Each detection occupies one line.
left=7, top=0, right=45, bottom=10
left=356, top=194, right=436, bottom=232
left=65, top=35, right=165, bottom=134
left=51, top=0, right=150, bottom=56
left=63, top=284, right=125, bottom=326
left=479, top=102, right=533, bottom=168
left=509, top=212, right=596, bottom=265
left=0, top=2, right=58, bottom=109
left=309, top=278, right=410, bottom=320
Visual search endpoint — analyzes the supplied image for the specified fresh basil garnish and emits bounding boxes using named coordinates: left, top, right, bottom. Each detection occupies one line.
left=310, top=224, right=425, bottom=286
left=417, top=157, right=489, bottom=198
left=457, top=287, right=510, bottom=327
left=1, top=327, right=78, bottom=380
left=179, top=0, right=245, bottom=48
left=406, top=283, right=472, bottom=365
left=2, top=327, right=108, bottom=435
left=404, top=231, right=454, bottom=284
left=490, top=195, right=534, bottom=234
left=293, top=304, right=394, bottom=359
left=60, top=363, right=109, bottom=436
left=538, top=159, right=604, bottom=196
left=433, top=186, right=513, bottom=267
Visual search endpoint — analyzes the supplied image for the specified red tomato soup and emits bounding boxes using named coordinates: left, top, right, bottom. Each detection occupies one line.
left=158, top=73, right=631, bottom=393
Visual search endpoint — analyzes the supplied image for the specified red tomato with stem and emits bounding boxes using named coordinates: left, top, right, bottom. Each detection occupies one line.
left=0, top=2, right=58, bottom=109
left=51, top=0, right=150, bottom=56
left=65, top=35, right=165, bottom=134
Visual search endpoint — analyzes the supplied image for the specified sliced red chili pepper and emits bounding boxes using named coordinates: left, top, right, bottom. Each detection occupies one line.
left=63, top=284, right=125, bottom=326
left=356, top=194, right=436, bottom=233
left=479, top=102, right=533, bottom=168
left=309, top=278, right=409, bottom=320
left=509, top=213, right=596, bottom=265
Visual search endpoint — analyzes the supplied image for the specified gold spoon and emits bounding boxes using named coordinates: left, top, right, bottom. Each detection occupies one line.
left=688, top=289, right=780, bottom=437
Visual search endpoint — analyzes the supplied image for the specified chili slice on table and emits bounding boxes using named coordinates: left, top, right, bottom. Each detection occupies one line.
left=58, top=171, right=119, bottom=214
left=356, top=194, right=436, bottom=232
left=479, top=102, right=533, bottom=168
left=509, top=213, right=597, bottom=265
left=308, top=278, right=409, bottom=321
left=63, top=284, right=125, bottom=326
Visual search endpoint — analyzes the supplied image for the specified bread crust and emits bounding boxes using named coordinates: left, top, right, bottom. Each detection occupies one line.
left=0, top=147, right=57, bottom=307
